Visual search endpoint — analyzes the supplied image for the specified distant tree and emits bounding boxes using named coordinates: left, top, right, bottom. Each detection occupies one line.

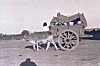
left=21, top=30, right=29, bottom=36
left=0, top=33, right=3, bottom=37
left=0, top=33, right=3, bottom=40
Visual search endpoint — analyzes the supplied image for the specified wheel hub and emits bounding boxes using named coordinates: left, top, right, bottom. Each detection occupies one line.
left=66, top=39, right=70, bottom=42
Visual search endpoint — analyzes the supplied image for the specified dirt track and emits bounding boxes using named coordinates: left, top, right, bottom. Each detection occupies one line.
left=0, top=39, right=100, bottom=66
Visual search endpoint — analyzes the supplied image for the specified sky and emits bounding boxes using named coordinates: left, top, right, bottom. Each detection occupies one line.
left=0, top=0, right=100, bottom=34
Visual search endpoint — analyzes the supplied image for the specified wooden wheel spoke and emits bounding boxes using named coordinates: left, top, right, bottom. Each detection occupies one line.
left=60, top=41, right=65, bottom=44
left=70, top=40, right=77, bottom=45
left=68, top=32, right=73, bottom=38
left=60, top=35, right=65, bottom=39
left=64, top=44, right=68, bottom=48
left=68, top=33, right=73, bottom=38
left=62, top=33, right=66, bottom=38
left=69, top=42, right=75, bottom=46
left=70, top=35, right=76, bottom=39
left=60, top=37, right=65, bottom=42
left=68, top=44, right=72, bottom=49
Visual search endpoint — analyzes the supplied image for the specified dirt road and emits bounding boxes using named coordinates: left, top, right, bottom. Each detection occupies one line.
left=0, top=39, right=100, bottom=66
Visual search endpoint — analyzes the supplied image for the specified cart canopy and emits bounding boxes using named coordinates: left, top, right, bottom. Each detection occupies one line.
left=50, top=12, right=87, bottom=28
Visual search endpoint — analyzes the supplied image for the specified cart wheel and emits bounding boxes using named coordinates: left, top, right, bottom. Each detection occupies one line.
left=58, top=29, right=79, bottom=51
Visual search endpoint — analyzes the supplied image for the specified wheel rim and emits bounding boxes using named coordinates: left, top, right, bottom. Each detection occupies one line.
left=58, top=29, right=79, bottom=51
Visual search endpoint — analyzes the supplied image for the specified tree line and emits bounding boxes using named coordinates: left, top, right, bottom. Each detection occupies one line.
left=0, top=30, right=30, bottom=40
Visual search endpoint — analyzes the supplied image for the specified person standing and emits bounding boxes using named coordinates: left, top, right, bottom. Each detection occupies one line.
left=42, top=22, right=49, bottom=31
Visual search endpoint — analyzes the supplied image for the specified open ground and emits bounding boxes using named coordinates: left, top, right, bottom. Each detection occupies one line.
left=0, top=39, right=100, bottom=66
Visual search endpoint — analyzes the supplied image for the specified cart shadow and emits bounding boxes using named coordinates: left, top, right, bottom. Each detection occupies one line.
left=25, top=43, right=60, bottom=49
left=25, top=45, right=33, bottom=49
left=25, top=44, right=48, bottom=49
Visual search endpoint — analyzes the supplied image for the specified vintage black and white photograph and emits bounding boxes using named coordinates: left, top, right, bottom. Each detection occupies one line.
left=0, top=0, right=100, bottom=66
